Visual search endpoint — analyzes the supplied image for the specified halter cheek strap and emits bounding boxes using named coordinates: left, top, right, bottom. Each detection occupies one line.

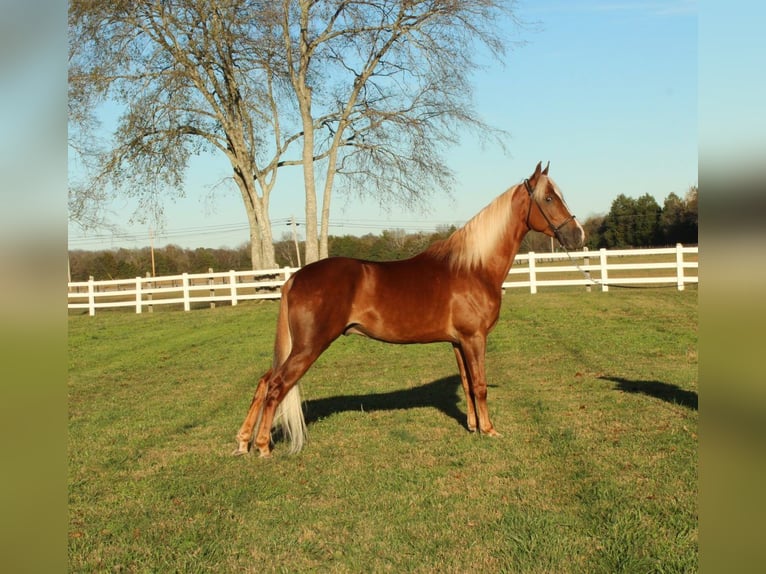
left=524, top=178, right=576, bottom=245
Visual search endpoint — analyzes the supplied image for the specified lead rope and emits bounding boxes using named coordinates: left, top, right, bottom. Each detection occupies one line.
left=557, top=244, right=683, bottom=290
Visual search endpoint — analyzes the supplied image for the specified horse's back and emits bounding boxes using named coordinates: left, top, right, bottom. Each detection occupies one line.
left=286, top=257, right=367, bottom=304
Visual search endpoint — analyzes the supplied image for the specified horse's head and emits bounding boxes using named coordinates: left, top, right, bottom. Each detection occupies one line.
left=524, top=162, right=585, bottom=250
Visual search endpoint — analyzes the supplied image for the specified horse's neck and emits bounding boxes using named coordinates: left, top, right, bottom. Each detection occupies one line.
left=421, top=185, right=531, bottom=286
left=479, top=189, right=530, bottom=287
left=484, top=215, right=528, bottom=288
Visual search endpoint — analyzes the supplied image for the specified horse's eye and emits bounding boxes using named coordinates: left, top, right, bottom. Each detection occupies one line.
left=545, top=196, right=553, bottom=203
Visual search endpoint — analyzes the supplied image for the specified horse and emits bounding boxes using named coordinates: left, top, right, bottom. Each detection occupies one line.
left=234, top=161, right=585, bottom=457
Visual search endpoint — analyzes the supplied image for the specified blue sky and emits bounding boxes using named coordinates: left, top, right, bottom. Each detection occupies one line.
left=68, top=0, right=698, bottom=251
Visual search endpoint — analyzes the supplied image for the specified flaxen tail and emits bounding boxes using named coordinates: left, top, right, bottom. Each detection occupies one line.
left=272, top=278, right=307, bottom=454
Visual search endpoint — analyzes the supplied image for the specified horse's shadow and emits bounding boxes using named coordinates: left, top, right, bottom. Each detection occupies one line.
left=303, top=375, right=467, bottom=429
left=598, top=375, right=698, bottom=411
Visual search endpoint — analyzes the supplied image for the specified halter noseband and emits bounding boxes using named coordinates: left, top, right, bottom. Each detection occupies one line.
left=524, top=178, right=576, bottom=246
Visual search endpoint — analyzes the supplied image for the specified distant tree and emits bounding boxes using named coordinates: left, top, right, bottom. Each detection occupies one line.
left=520, top=230, right=556, bottom=253
left=375, top=230, right=406, bottom=260
left=681, top=185, right=698, bottom=244
left=660, top=192, right=685, bottom=244
left=633, top=193, right=662, bottom=246
left=582, top=214, right=605, bottom=249
left=326, top=234, right=362, bottom=260
left=189, top=248, right=216, bottom=272
left=327, top=227, right=454, bottom=261
left=403, top=232, right=434, bottom=257
left=600, top=194, right=634, bottom=248
left=433, top=224, right=458, bottom=239
left=152, top=245, right=188, bottom=276
left=656, top=186, right=698, bottom=245
left=92, top=251, right=119, bottom=280
left=597, top=193, right=660, bottom=248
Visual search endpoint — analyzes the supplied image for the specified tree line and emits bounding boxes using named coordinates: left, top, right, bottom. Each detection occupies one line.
left=69, top=186, right=697, bottom=281
left=582, top=185, right=697, bottom=249
left=69, top=228, right=455, bottom=281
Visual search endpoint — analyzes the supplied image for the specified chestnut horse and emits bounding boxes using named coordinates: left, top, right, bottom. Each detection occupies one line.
left=235, top=162, right=584, bottom=457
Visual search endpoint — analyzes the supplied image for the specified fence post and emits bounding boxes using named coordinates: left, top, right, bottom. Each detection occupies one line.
left=135, top=277, right=142, bottom=314
left=583, top=247, right=591, bottom=292
left=182, top=273, right=191, bottom=311
left=599, top=248, right=609, bottom=292
left=675, top=243, right=686, bottom=291
left=229, top=270, right=238, bottom=306
left=208, top=267, right=216, bottom=309
left=528, top=252, right=537, bottom=294
left=87, top=275, right=95, bottom=316
left=282, top=266, right=292, bottom=297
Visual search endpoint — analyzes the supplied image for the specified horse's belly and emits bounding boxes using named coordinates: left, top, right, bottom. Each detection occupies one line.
left=345, top=306, right=453, bottom=344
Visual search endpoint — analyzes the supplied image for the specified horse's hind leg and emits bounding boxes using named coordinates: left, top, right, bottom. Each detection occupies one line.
left=253, top=349, right=322, bottom=457
left=453, top=344, right=478, bottom=432
left=233, top=369, right=271, bottom=455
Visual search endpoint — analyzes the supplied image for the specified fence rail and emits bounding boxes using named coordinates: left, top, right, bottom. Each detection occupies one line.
left=68, top=245, right=698, bottom=315
left=504, top=244, right=698, bottom=294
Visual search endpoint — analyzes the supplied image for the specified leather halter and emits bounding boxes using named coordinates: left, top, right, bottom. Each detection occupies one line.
left=524, top=178, right=576, bottom=246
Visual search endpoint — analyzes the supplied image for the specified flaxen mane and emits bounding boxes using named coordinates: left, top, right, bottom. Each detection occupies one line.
left=427, top=176, right=550, bottom=271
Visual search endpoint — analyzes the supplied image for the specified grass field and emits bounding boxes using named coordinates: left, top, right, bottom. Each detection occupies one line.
left=68, top=289, right=698, bottom=572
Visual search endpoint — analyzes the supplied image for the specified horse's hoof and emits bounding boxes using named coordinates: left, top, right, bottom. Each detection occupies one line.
left=232, top=441, right=251, bottom=456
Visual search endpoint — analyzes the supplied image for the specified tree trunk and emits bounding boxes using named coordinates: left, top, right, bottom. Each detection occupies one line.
left=247, top=210, right=264, bottom=269
left=319, top=134, right=341, bottom=260
left=290, top=0, right=319, bottom=265
left=300, top=100, right=319, bottom=264
left=250, top=199, right=276, bottom=270
left=234, top=170, right=276, bottom=270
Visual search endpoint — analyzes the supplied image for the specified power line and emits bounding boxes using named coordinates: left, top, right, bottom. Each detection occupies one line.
left=68, top=222, right=253, bottom=246
left=68, top=216, right=464, bottom=248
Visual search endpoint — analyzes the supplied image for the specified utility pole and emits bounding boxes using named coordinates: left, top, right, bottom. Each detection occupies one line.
left=290, top=216, right=302, bottom=267
left=149, top=227, right=156, bottom=277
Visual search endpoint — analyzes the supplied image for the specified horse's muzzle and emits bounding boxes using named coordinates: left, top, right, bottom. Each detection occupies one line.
left=557, top=219, right=586, bottom=251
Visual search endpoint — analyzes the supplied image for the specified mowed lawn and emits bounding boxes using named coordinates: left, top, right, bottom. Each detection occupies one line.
left=68, top=289, right=698, bottom=573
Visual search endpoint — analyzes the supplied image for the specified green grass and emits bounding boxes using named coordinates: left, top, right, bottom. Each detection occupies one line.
left=68, top=289, right=697, bottom=572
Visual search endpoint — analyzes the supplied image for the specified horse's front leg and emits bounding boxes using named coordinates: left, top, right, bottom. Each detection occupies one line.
left=453, top=344, right=477, bottom=432
left=458, top=334, right=500, bottom=437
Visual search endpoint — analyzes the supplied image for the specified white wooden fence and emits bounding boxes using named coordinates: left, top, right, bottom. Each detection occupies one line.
left=68, top=244, right=698, bottom=316
left=505, top=244, right=698, bottom=294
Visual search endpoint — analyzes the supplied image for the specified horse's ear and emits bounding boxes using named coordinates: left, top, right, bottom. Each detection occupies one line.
left=529, top=161, right=543, bottom=183
left=542, top=161, right=550, bottom=175
left=529, top=161, right=543, bottom=187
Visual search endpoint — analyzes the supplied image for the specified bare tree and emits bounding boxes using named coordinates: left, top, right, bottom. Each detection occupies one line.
left=277, top=0, right=516, bottom=261
left=69, top=1, right=517, bottom=268
left=70, top=0, right=287, bottom=268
